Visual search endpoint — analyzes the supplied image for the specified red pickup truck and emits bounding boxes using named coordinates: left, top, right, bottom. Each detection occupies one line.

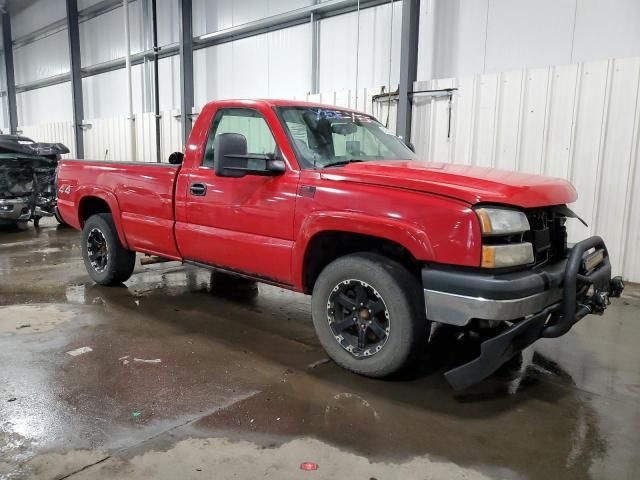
left=57, top=99, right=624, bottom=389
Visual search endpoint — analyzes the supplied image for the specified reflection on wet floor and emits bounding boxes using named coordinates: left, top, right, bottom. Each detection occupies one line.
left=1, top=220, right=639, bottom=479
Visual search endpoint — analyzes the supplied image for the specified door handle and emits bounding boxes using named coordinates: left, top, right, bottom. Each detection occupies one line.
left=190, top=183, right=207, bottom=196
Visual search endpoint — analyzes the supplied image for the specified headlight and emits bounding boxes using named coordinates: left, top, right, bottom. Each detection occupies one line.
left=475, top=207, right=530, bottom=235
left=475, top=207, right=533, bottom=268
left=481, top=243, right=534, bottom=268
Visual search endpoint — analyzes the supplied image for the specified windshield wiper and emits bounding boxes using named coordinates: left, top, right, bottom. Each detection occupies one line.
left=322, top=159, right=365, bottom=169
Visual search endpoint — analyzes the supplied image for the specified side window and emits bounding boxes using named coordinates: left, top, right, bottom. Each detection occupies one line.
left=202, top=108, right=277, bottom=168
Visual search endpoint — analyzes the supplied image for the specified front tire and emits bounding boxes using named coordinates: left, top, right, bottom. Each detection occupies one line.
left=311, top=253, right=429, bottom=378
left=81, top=213, right=136, bottom=285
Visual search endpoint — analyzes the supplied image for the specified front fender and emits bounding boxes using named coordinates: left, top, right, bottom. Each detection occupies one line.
left=291, top=211, right=434, bottom=289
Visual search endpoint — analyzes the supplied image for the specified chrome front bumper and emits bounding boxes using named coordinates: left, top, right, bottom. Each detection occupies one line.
left=0, top=198, right=32, bottom=222
left=422, top=259, right=569, bottom=327
left=424, top=287, right=563, bottom=326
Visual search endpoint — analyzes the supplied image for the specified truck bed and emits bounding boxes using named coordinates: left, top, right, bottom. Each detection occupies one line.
left=57, top=160, right=182, bottom=259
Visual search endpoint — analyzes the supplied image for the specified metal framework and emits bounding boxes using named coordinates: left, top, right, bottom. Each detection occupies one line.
left=13, top=0, right=136, bottom=48
left=178, top=0, right=194, bottom=145
left=2, top=13, right=18, bottom=134
left=66, top=0, right=85, bottom=158
left=150, top=0, right=162, bottom=162
left=141, top=0, right=154, bottom=113
left=9, top=0, right=389, bottom=96
left=2, top=0, right=411, bottom=143
left=396, top=0, right=420, bottom=141
left=310, top=9, right=321, bottom=94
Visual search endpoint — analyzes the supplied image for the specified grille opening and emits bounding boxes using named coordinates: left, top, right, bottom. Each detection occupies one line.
left=524, top=207, right=568, bottom=267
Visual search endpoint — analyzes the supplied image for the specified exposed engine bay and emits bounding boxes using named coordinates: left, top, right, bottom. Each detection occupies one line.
left=0, top=135, right=69, bottom=227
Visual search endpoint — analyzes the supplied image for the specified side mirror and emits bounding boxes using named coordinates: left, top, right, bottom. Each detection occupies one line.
left=214, top=133, right=249, bottom=177
left=168, top=151, right=184, bottom=164
left=215, top=133, right=285, bottom=177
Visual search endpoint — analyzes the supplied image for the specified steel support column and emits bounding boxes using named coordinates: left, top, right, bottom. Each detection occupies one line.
left=310, top=2, right=320, bottom=94
left=178, top=0, right=194, bottom=146
left=396, top=0, right=419, bottom=141
left=141, top=0, right=153, bottom=113
left=151, top=0, right=161, bottom=162
left=66, top=0, right=85, bottom=158
left=2, top=13, right=18, bottom=134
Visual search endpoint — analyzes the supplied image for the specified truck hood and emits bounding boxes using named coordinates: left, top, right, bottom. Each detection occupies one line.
left=320, top=160, right=577, bottom=208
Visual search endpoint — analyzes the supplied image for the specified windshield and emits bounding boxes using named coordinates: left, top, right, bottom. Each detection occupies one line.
left=277, top=107, right=416, bottom=169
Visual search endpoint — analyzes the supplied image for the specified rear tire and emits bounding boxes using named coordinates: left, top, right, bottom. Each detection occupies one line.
left=311, top=253, right=429, bottom=378
left=81, top=213, right=136, bottom=285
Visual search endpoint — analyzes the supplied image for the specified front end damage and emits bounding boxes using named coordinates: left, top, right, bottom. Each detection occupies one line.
left=422, top=208, right=625, bottom=390
left=0, top=136, right=68, bottom=226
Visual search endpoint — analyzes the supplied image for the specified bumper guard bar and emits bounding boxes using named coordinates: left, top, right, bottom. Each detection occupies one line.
left=444, top=235, right=624, bottom=391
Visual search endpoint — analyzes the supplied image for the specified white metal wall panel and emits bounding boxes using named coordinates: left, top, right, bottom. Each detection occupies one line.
left=13, top=31, right=70, bottom=84
left=159, top=109, right=183, bottom=160
left=84, top=116, right=131, bottom=162
left=158, top=56, right=181, bottom=112
left=266, top=24, right=311, bottom=100
left=473, top=73, right=499, bottom=168
left=517, top=68, right=551, bottom=175
left=19, top=122, right=76, bottom=159
left=17, top=82, right=74, bottom=125
left=417, top=0, right=640, bottom=82
left=569, top=60, right=610, bottom=240
left=592, top=57, right=640, bottom=283
left=417, top=0, right=489, bottom=82
left=410, top=57, right=640, bottom=282
left=11, top=0, right=66, bottom=39
left=542, top=65, right=579, bottom=180
left=318, top=2, right=402, bottom=94
left=192, top=0, right=314, bottom=37
left=493, top=70, right=523, bottom=172
left=572, top=0, right=640, bottom=64
left=79, top=0, right=144, bottom=67
left=194, top=24, right=311, bottom=108
left=156, top=0, right=179, bottom=46
left=484, top=0, right=576, bottom=74
left=82, top=65, right=145, bottom=119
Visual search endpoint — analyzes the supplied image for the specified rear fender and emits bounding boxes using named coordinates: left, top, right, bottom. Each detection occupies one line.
left=75, top=187, right=129, bottom=249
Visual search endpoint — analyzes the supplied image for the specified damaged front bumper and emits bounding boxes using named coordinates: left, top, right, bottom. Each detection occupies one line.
left=422, top=236, right=624, bottom=390
left=0, top=197, right=33, bottom=223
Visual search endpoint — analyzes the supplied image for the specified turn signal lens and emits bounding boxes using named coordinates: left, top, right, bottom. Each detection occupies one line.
left=482, top=243, right=534, bottom=268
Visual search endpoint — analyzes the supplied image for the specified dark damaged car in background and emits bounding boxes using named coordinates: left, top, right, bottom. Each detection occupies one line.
left=0, top=134, right=69, bottom=228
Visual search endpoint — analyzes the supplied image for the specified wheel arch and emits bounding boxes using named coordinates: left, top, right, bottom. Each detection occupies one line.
left=76, top=190, right=129, bottom=249
left=294, top=213, right=432, bottom=293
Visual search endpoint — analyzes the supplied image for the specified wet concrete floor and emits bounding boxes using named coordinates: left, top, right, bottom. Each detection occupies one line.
left=0, top=219, right=639, bottom=479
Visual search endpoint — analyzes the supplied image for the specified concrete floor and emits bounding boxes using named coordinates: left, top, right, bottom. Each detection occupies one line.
left=0, top=219, right=639, bottom=480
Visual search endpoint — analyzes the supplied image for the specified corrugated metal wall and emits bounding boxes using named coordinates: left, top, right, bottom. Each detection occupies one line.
left=410, top=57, right=640, bottom=282
left=20, top=121, right=76, bottom=158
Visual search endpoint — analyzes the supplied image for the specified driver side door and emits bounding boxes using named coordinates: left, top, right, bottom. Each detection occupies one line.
left=181, top=107, right=299, bottom=285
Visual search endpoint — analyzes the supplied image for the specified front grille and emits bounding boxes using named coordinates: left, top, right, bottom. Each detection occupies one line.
left=524, top=207, right=568, bottom=267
